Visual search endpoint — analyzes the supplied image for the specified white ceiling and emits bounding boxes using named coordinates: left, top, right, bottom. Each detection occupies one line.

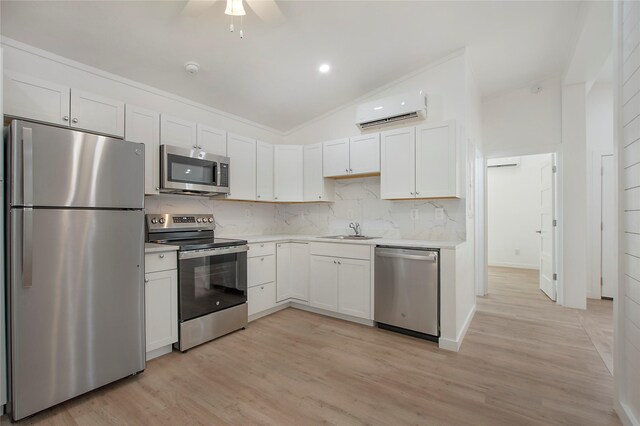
left=1, top=1, right=583, bottom=132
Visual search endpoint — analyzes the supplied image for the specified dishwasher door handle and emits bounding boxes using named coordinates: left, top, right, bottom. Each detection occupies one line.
left=376, top=251, right=437, bottom=262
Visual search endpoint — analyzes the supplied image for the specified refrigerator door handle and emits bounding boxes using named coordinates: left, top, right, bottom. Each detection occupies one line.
left=22, top=127, right=33, bottom=206
left=23, top=208, right=33, bottom=288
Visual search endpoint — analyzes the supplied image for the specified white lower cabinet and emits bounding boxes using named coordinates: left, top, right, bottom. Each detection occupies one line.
left=248, top=282, right=277, bottom=316
left=309, top=246, right=372, bottom=320
left=276, top=242, right=309, bottom=302
left=145, top=270, right=178, bottom=354
left=337, top=258, right=371, bottom=319
left=144, top=249, right=178, bottom=360
left=309, top=255, right=339, bottom=311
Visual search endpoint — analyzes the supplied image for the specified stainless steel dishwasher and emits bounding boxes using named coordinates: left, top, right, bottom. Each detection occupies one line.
left=374, top=246, right=439, bottom=340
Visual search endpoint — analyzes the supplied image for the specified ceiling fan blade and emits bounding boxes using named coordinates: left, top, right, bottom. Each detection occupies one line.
left=181, top=0, right=219, bottom=17
left=246, top=0, right=285, bottom=24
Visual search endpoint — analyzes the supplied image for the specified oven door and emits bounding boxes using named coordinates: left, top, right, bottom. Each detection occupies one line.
left=178, top=245, right=248, bottom=322
left=160, top=144, right=230, bottom=194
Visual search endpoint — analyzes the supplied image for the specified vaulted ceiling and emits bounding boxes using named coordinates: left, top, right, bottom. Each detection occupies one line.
left=1, top=1, right=583, bottom=132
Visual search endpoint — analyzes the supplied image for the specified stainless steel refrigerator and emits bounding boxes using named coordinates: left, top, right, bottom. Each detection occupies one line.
left=5, top=120, right=146, bottom=421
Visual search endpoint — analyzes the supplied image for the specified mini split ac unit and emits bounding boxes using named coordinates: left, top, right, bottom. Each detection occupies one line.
left=487, top=157, right=521, bottom=168
left=355, top=91, right=427, bottom=130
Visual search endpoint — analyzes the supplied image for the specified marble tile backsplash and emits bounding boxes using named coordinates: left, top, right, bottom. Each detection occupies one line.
left=145, top=177, right=465, bottom=241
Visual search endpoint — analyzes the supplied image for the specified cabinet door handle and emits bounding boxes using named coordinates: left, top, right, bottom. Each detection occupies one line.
left=62, top=115, right=69, bottom=122
left=257, top=194, right=261, bottom=198
left=338, top=261, right=341, bottom=265
left=155, top=187, right=160, bottom=191
left=261, top=257, right=265, bottom=261
left=415, top=192, right=420, bottom=196
left=159, top=254, right=165, bottom=259
left=193, top=145, right=197, bottom=149
left=410, top=192, right=415, bottom=195
left=349, top=168, right=353, bottom=173
left=72, top=118, right=78, bottom=123
left=144, top=278, right=149, bottom=283
left=260, top=244, right=264, bottom=247
left=345, top=168, right=349, bottom=173
left=261, top=286, right=265, bottom=290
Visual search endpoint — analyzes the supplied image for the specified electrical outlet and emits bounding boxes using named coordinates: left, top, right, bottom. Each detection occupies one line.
left=515, top=248, right=520, bottom=255
left=435, top=208, right=444, bottom=220
left=347, top=209, right=354, bottom=219
left=410, top=209, right=419, bottom=220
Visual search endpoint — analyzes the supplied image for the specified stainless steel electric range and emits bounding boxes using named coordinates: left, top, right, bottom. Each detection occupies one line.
left=146, top=213, right=248, bottom=351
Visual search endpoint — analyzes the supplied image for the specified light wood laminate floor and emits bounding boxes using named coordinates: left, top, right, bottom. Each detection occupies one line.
left=5, top=267, right=619, bottom=425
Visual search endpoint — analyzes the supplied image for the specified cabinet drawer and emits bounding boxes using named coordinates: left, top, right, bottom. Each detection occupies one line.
left=309, top=242, right=371, bottom=260
left=248, top=282, right=276, bottom=316
left=248, top=254, right=276, bottom=288
left=145, top=251, right=177, bottom=273
left=248, top=242, right=276, bottom=258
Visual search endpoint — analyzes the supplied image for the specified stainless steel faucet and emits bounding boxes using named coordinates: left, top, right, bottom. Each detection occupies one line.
left=349, top=222, right=362, bottom=236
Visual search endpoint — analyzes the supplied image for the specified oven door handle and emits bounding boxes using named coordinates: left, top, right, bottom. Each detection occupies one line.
left=179, top=245, right=249, bottom=260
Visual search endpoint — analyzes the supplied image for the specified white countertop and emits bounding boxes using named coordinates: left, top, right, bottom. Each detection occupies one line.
left=234, top=234, right=464, bottom=249
left=145, top=243, right=180, bottom=253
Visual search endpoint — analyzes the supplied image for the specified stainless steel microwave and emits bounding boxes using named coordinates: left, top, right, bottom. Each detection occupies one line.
left=160, top=144, right=230, bottom=195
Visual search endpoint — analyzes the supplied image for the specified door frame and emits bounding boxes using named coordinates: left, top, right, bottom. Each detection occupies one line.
left=591, top=151, right=615, bottom=299
left=480, top=148, right=563, bottom=305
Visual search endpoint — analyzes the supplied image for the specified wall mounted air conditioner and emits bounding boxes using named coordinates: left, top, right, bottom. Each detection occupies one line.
left=355, top=91, right=427, bottom=130
left=487, top=157, right=521, bottom=168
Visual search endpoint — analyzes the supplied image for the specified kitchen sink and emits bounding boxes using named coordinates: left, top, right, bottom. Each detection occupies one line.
left=320, top=235, right=377, bottom=240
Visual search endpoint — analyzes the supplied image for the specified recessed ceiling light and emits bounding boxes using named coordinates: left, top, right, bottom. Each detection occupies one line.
left=374, top=106, right=383, bottom=110
left=319, top=64, right=331, bottom=73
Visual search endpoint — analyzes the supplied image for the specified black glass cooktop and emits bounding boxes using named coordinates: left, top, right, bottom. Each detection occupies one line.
left=153, top=237, right=247, bottom=252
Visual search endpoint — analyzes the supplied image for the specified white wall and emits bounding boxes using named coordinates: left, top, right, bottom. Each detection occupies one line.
left=482, top=79, right=562, bottom=157
left=586, top=83, right=614, bottom=299
left=617, top=2, right=640, bottom=423
left=283, top=51, right=468, bottom=144
left=488, top=154, right=551, bottom=270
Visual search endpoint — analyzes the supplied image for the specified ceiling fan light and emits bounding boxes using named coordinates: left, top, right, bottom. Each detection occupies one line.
left=225, top=0, right=246, bottom=16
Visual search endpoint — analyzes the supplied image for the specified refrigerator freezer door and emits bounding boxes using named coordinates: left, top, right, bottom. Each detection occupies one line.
left=9, top=120, right=144, bottom=209
left=8, top=209, right=145, bottom=421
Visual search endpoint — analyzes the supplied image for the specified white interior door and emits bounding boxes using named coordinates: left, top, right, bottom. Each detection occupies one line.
left=601, top=155, right=616, bottom=299
left=539, top=156, right=556, bottom=301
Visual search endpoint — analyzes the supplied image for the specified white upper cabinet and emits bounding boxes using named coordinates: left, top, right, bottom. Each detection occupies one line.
left=349, top=133, right=380, bottom=175
left=197, top=124, right=227, bottom=156
left=274, top=145, right=303, bottom=202
left=304, top=143, right=334, bottom=202
left=256, top=141, right=274, bottom=202
left=227, top=133, right=257, bottom=200
left=322, top=138, right=350, bottom=177
left=70, top=89, right=125, bottom=137
left=125, top=105, right=160, bottom=195
left=415, top=121, right=459, bottom=198
left=4, top=73, right=124, bottom=137
left=380, top=126, right=416, bottom=199
left=4, top=72, right=70, bottom=126
left=160, top=114, right=197, bottom=149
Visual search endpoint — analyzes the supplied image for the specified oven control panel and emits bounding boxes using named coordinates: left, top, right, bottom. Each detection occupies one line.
left=146, top=213, right=215, bottom=231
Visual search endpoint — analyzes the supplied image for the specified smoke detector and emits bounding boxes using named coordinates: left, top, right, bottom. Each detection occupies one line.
left=530, top=83, right=542, bottom=94
left=184, top=61, right=200, bottom=75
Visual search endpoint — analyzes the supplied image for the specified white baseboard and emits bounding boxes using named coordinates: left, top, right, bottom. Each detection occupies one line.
left=290, top=303, right=375, bottom=327
left=488, top=261, right=539, bottom=270
left=616, top=400, right=640, bottom=426
left=146, top=344, right=173, bottom=361
left=248, top=303, right=290, bottom=322
left=439, top=304, right=476, bottom=352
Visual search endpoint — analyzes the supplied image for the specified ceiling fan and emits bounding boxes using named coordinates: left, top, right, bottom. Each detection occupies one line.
left=182, top=0, right=285, bottom=38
